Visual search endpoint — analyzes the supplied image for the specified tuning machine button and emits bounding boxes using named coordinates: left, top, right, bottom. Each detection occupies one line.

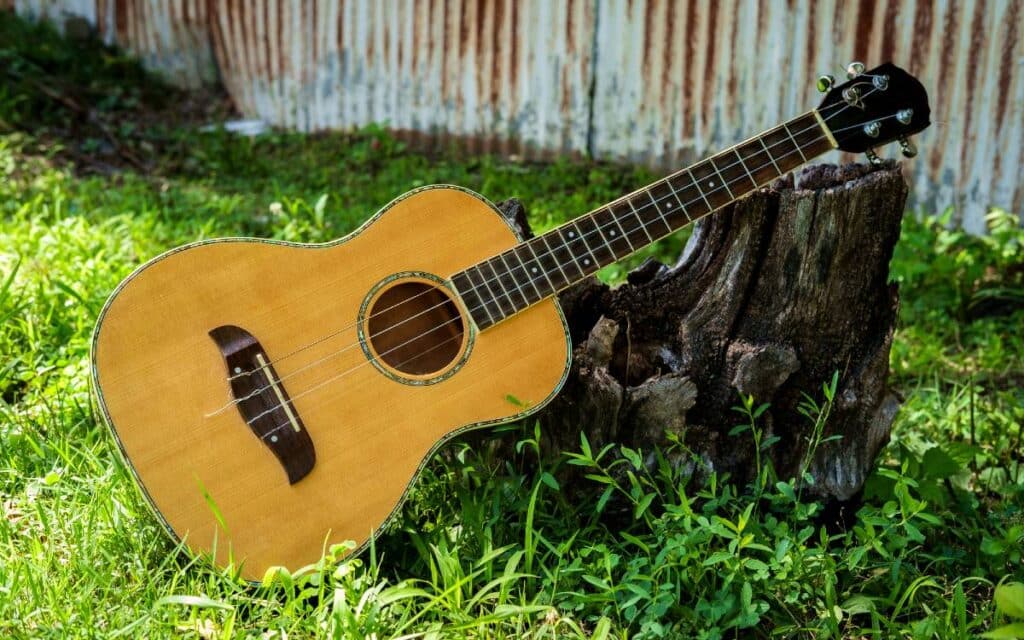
left=865, top=149, right=882, bottom=166
left=898, top=136, right=918, bottom=158
left=863, top=121, right=881, bottom=138
left=846, top=61, right=865, bottom=79
left=816, top=74, right=835, bottom=92
left=896, top=108, right=914, bottom=124
left=872, top=74, right=889, bottom=90
left=842, top=86, right=863, bottom=108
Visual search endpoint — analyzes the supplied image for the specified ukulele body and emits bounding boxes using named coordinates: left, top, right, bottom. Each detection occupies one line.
left=92, top=185, right=571, bottom=580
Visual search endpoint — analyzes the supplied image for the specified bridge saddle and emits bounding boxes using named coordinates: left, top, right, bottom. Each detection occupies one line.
left=208, top=325, right=316, bottom=484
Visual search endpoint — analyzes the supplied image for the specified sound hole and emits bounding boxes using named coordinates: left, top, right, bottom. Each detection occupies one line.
left=366, top=281, right=465, bottom=376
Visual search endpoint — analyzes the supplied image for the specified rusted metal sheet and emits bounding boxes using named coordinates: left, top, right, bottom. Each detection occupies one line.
left=98, top=0, right=218, bottom=88
left=206, top=0, right=595, bottom=158
left=11, top=0, right=216, bottom=88
left=589, top=0, right=1024, bottom=232
left=10, top=1, right=1024, bottom=232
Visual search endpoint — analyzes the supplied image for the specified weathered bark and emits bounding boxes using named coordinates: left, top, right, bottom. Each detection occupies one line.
left=496, top=161, right=907, bottom=502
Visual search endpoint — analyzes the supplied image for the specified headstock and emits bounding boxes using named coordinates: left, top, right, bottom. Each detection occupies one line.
left=815, top=62, right=931, bottom=164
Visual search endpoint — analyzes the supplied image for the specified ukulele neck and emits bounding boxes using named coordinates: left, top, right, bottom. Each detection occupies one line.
left=450, top=110, right=836, bottom=331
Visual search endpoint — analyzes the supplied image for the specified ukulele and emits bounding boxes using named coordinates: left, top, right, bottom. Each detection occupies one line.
left=92, top=62, right=930, bottom=580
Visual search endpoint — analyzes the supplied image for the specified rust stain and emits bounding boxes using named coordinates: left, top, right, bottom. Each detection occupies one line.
left=509, top=0, right=519, bottom=99
left=996, top=0, right=1019, bottom=130
left=911, top=0, right=932, bottom=75
left=804, top=0, right=815, bottom=75
left=663, top=0, right=675, bottom=107
left=727, top=0, right=739, bottom=112
left=642, top=0, right=654, bottom=72
left=490, top=0, right=502, bottom=108
left=114, top=0, right=126, bottom=42
left=962, top=0, right=987, bottom=170
left=703, top=1, right=718, bottom=123
left=854, top=0, right=877, bottom=62
left=881, top=2, right=898, bottom=63
left=683, top=0, right=697, bottom=140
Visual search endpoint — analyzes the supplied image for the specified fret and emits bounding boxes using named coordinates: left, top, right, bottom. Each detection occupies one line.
left=730, top=148, right=759, bottom=191
left=647, top=179, right=691, bottom=228
left=781, top=122, right=808, bottom=162
left=664, top=179, right=692, bottom=221
left=512, top=243, right=551, bottom=299
left=539, top=229, right=586, bottom=283
left=590, top=206, right=634, bottom=260
left=474, top=261, right=517, bottom=319
left=689, top=161, right=731, bottom=210
left=757, top=134, right=784, bottom=175
left=675, top=169, right=714, bottom=216
left=790, top=112, right=834, bottom=158
left=568, top=220, right=601, bottom=273
left=530, top=234, right=573, bottom=292
left=598, top=204, right=630, bottom=254
left=624, top=199, right=655, bottom=243
left=707, top=157, right=736, bottom=199
left=736, top=138, right=781, bottom=187
left=552, top=226, right=589, bottom=277
left=606, top=201, right=650, bottom=251
left=456, top=112, right=831, bottom=331
left=496, top=252, right=539, bottom=307
left=484, top=257, right=529, bottom=311
left=760, top=126, right=805, bottom=174
left=519, top=240, right=559, bottom=293
left=640, top=189, right=674, bottom=237
left=572, top=215, right=617, bottom=268
left=459, top=266, right=503, bottom=326
left=449, top=270, right=493, bottom=329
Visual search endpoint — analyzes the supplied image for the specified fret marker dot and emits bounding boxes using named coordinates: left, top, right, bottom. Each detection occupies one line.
left=610, top=230, right=617, bottom=236
left=531, top=267, right=539, bottom=274
left=708, top=181, right=715, bottom=187
left=270, top=435, right=279, bottom=443
left=583, top=259, right=591, bottom=265
left=568, top=231, right=575, bottom=238
left=233, top=366, right=242, bottom=374
left=667, top=202, right=673, bottom=207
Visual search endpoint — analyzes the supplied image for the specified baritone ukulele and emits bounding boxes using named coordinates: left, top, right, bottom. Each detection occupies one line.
left=92, top=63, right=930, bottom=580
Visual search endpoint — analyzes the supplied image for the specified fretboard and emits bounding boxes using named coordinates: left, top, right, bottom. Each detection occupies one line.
left=451, top=111, right=836, bottom=330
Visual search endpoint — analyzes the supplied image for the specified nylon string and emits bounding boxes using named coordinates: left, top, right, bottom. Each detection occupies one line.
left=219, top=84, right=877, bottom=391
left=206, top=81, right=891, bottom=437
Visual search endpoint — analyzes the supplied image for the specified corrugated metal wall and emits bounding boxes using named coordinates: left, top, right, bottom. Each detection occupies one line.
left=589, top=0, right=1023, bottom=233
left=206, top=0, right=594, bottom=155
left=11, top=0, right=218, bottom=87
left=8, top=0, right=1023, bottom=232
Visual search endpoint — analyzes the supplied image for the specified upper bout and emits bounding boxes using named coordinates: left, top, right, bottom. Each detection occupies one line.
left=356, top=185, right=573, bottom=417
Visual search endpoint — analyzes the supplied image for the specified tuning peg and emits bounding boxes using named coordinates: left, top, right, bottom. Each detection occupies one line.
left=865, top=148, right=883, bottom=166
left=842, top=85, right=863, bottom=107
left=863, top=121, right=881, bottom=138
left=898, top=136, right=918, bottom=158
left=816, top=74, right=835, bottom=92
left=896, top=108, right=913, bottom=124
left=846, top=61, right=865, bottom=79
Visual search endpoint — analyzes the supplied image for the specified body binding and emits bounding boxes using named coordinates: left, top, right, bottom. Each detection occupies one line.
left=91, top=186, right=571, bottom=580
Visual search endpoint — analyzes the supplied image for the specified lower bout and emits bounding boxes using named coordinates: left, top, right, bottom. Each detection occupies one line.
left=201, top=298, right=571, bottom=578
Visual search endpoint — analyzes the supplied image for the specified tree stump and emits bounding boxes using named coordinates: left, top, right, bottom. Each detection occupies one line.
left=496, top=161, right=907, bottom=503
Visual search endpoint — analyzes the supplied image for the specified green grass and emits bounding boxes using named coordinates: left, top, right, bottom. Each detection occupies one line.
left=2, top=12, right=1023, bottom=639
